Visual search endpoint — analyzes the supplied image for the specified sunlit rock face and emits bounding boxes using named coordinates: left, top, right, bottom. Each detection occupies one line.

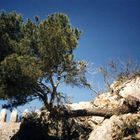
left=92, top=92, right=125, bottom=109
left=111, top=76, right=140, bottom=101
left=88, top=75, right=140, bottom=140
left=88, top=113, right=140, bottom=140
left=92, top=76, right=140, bottom=109
left=87, top=116, right=105, bottom=129
left=67, top=101, right=94, bottom=110
left=66, top=75, right=140, bottom=139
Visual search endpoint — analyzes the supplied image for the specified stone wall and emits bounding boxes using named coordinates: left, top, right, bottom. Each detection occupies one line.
left=0, top=109, right=21, bottom=140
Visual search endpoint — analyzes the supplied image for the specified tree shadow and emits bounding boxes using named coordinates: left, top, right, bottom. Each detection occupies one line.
left=10, top=119, right=59, bottom=140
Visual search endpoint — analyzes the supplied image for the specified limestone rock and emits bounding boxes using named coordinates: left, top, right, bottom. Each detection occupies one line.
left=87, top=116, right=105, bottom=129
left=67, top=101, right=94, bottom=110
left=90, top=116, right=105, bottom=124
left=35, top=109, right=41, bottom=118
left=22, top=109, right=29, bottom=118
left=88, top=113, right=140, bottom=140
left=111, top=76, right=140, bottom=101
left=93, top=92, right=125, bottom=109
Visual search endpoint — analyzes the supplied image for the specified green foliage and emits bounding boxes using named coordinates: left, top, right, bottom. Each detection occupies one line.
left=0, top=54, right=43, bottom=102
left=0, top=11, right=23, bottom=61
left=0, top=12, right=90, bottom=108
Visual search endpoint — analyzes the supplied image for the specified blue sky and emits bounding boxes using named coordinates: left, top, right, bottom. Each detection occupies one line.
left=0, top=0, right=140, bottom=112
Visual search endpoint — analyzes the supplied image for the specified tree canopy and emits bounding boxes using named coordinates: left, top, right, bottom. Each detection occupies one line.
left=0, top=11, right=90, bottom=109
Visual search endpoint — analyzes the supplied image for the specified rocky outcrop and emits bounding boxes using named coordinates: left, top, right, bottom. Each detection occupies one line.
left=1, top=75, right=140, bottom=140
left=88, top=113, right=140, bottom=140
left=92, top=92, right=125, bottom=109
left=66, top=75, right=140, bottom=140
left=88, top=75, right=140, bottom=140
left=111, top=76, right=140, bottom=101
left=67, top=101, right=94, bottom=110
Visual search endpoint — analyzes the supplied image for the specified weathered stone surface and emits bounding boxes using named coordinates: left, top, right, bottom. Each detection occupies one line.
left=22, top=109, right=29, bottom=118
left=88, top=113, right=140, bottom=140
left=111, top=76, right=140, bottom=101
left=0, top=109, right=21, bottom=140
left=93, top=92, right=125, bottom=109
left=0, top=123, right=20, bottom=140
left=88, top=76, right=140, bottom=140
left=67, top=101, right=94, bottom=110
left=0, top=109, right=7, bottom=122
left=90, top=116, right=105, bottom=124
left=10, top=108, right=18, bottom=123
left=86, top=116, right=105, bottom=129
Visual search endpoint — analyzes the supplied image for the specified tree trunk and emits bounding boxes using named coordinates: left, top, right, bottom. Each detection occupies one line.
left=58, top=96, right=140, bottom=118
left=58, top=104, right=139, bottom=118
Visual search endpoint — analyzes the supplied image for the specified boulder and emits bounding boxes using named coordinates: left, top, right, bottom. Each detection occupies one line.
left=92, top=92, right=126, bottom=109
left=88, top=113, right=140, bottom=140
left=67, top=101, right=94, bottom=110
left=111, top=76, right=140, bottom=101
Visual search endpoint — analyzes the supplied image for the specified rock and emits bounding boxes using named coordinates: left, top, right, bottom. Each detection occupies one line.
left=88, top=113, right=140, bottom=140
left=93, top=92, right=125, bottom=109
left=89, top=76, right=140, bottom=140
left=22, top=109, right=29, bottom=118
left=67, top=101, right=94, bottom=110
left=90, top=116, right=105, bottom=124
left=35, top=109, right=41, bottom=118
left=87, top=116, right=105, bottom=129
left=111, top=76, right=140, bottom=101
